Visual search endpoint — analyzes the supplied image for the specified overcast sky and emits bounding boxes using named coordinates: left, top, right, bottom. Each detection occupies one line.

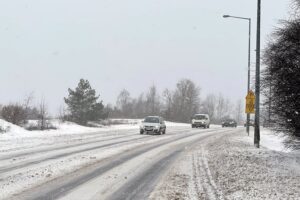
left=0, top=0, right=291, bottom=114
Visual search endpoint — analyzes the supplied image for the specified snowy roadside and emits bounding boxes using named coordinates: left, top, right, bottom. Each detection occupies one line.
left=150, top=129, right=300, bottom=200
left=243, top=127, right=293, bottom=153
left=0, top=119, right=138, bottom=139
left=0, top=119, right=191, bottom=138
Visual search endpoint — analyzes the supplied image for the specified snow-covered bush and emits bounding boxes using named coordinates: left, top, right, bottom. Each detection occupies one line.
left=1, top=104, right=26, bottom=125
left=0, top=125, right=10, bottom=133
left=24, top=120, right=57, bottom=131
left=262, top=2, right=300, bottom=137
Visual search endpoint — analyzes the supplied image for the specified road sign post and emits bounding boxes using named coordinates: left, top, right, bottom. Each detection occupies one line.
left=245, top=91, right=255, bottom=114
left=245, top=91, right=255, bottom=136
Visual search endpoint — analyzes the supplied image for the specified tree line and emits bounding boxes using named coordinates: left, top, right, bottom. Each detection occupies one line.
left=0, top=78, right=244, bottom=128
left=108, top=78, right=243, bottom=124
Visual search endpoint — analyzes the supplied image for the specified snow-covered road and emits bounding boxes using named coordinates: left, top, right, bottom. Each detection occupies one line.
left=0, top=124, right=223, bottom=200
left=1, top=125, right=299, bottom=200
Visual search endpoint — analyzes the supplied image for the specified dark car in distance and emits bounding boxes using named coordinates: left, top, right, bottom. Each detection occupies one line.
left=222, top=119, right=237, bottom=128
left=244, top=119, right=255, bottom=127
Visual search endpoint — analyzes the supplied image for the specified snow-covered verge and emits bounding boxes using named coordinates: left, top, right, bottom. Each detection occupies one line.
left=0, top=118, right=190, bottom=138
left=244, top=128, right=293, bottom=153
left=150, top=130, right=300, bottom=200
left=0, top=119, right=137, bottom=139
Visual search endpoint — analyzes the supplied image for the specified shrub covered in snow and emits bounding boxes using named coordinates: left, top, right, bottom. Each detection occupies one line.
left=24, top=120, right=57, bottom=131
left=262, top=2, right=300, bottom=137
left=1, top=104, right=27, bottom=125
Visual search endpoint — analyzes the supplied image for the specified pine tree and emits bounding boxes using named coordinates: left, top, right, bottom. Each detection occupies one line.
left=64, top=79, right=104, bottom=125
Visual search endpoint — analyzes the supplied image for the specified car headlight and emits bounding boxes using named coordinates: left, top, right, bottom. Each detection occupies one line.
left=155, top=125, right=160, bottom=129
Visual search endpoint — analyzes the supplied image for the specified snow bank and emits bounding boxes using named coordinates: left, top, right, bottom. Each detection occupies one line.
left=260, top=129, right=290, bottom=152
left=245, top=128, right=291, bottom=152
left=0, top=119, right=100, bottom=139
left=0, top=119, right=191, bottom=139
left=0, top=119, right=28, bottom=135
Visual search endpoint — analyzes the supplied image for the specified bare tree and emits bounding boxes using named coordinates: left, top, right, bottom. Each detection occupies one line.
left=133, top=93, right=146, bottom=118
left=0, top=104, right=2, bottom=118
left=216, top=94, right=226, bottom=123
left=22, top=92, right=34, bottom=123
left=116, top=89, right=133, bottom=117
left=38, top=97, right=48, bottom=130
left=202, top=94, right=217, bottom=122
left=162, top=89, right=173, bottom=120
left=215, top=94, right=234, bottom=123
left=235, top=99, right=243, bottom=125
left=145, top=85, right=160, bottom=116
left=58, top=104, right=68, bottom=122
left=172, top=79, right=200, bottom=122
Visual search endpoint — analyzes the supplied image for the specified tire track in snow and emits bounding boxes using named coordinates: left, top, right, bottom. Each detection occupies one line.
left=0, top=128, right=195, bottom=175
left=108, top=129, right=232, bottom=200
left=191, top=149, right=225, bottom=200
left=0, top=133, right=137, bottom=160
left=0, top=129, right=141, bottom=158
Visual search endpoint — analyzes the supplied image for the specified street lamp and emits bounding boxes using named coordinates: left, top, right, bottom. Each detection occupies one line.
left=223, top=14, right=252, bottom=136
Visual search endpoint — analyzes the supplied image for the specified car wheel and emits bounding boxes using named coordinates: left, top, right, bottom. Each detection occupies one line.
left=159, top=129, right=162, bottom=135
left=140, top=130, right=144, bottom=134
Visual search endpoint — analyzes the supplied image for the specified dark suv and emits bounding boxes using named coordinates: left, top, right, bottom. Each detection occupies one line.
left=222, top=119, right=237, bottom=128
left=244, top=119, right=255, bottom=127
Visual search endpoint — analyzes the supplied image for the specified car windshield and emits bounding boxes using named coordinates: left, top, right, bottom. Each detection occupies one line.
left=144, top=117, right=159, bottom=123
left=194, top=115, right=206, bottom=120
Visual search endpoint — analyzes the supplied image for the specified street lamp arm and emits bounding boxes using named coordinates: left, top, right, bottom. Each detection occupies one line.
left=223, top=15, right=251, bottom=21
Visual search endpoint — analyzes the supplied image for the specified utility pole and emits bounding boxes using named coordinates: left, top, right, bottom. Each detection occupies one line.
left=254, top=0, right=261, bottom=148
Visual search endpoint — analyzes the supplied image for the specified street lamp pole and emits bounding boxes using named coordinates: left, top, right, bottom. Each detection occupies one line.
left=247, top=18, right=251, bottom=136
left=254, top=0, right=261, bottom=148
left=223, top=15, right=251, bottom=135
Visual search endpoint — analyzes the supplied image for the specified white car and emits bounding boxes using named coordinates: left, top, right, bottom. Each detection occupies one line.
left=140, top=116, right=166, bottom=135
left=191, top=114, right=210, bottom=128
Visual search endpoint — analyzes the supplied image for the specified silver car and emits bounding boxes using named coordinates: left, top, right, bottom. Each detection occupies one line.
left=140, top=116, right=166, bottom=135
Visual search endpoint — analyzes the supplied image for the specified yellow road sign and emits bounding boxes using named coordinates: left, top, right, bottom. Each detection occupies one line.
left=245, top=91, right=255, bottom=114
